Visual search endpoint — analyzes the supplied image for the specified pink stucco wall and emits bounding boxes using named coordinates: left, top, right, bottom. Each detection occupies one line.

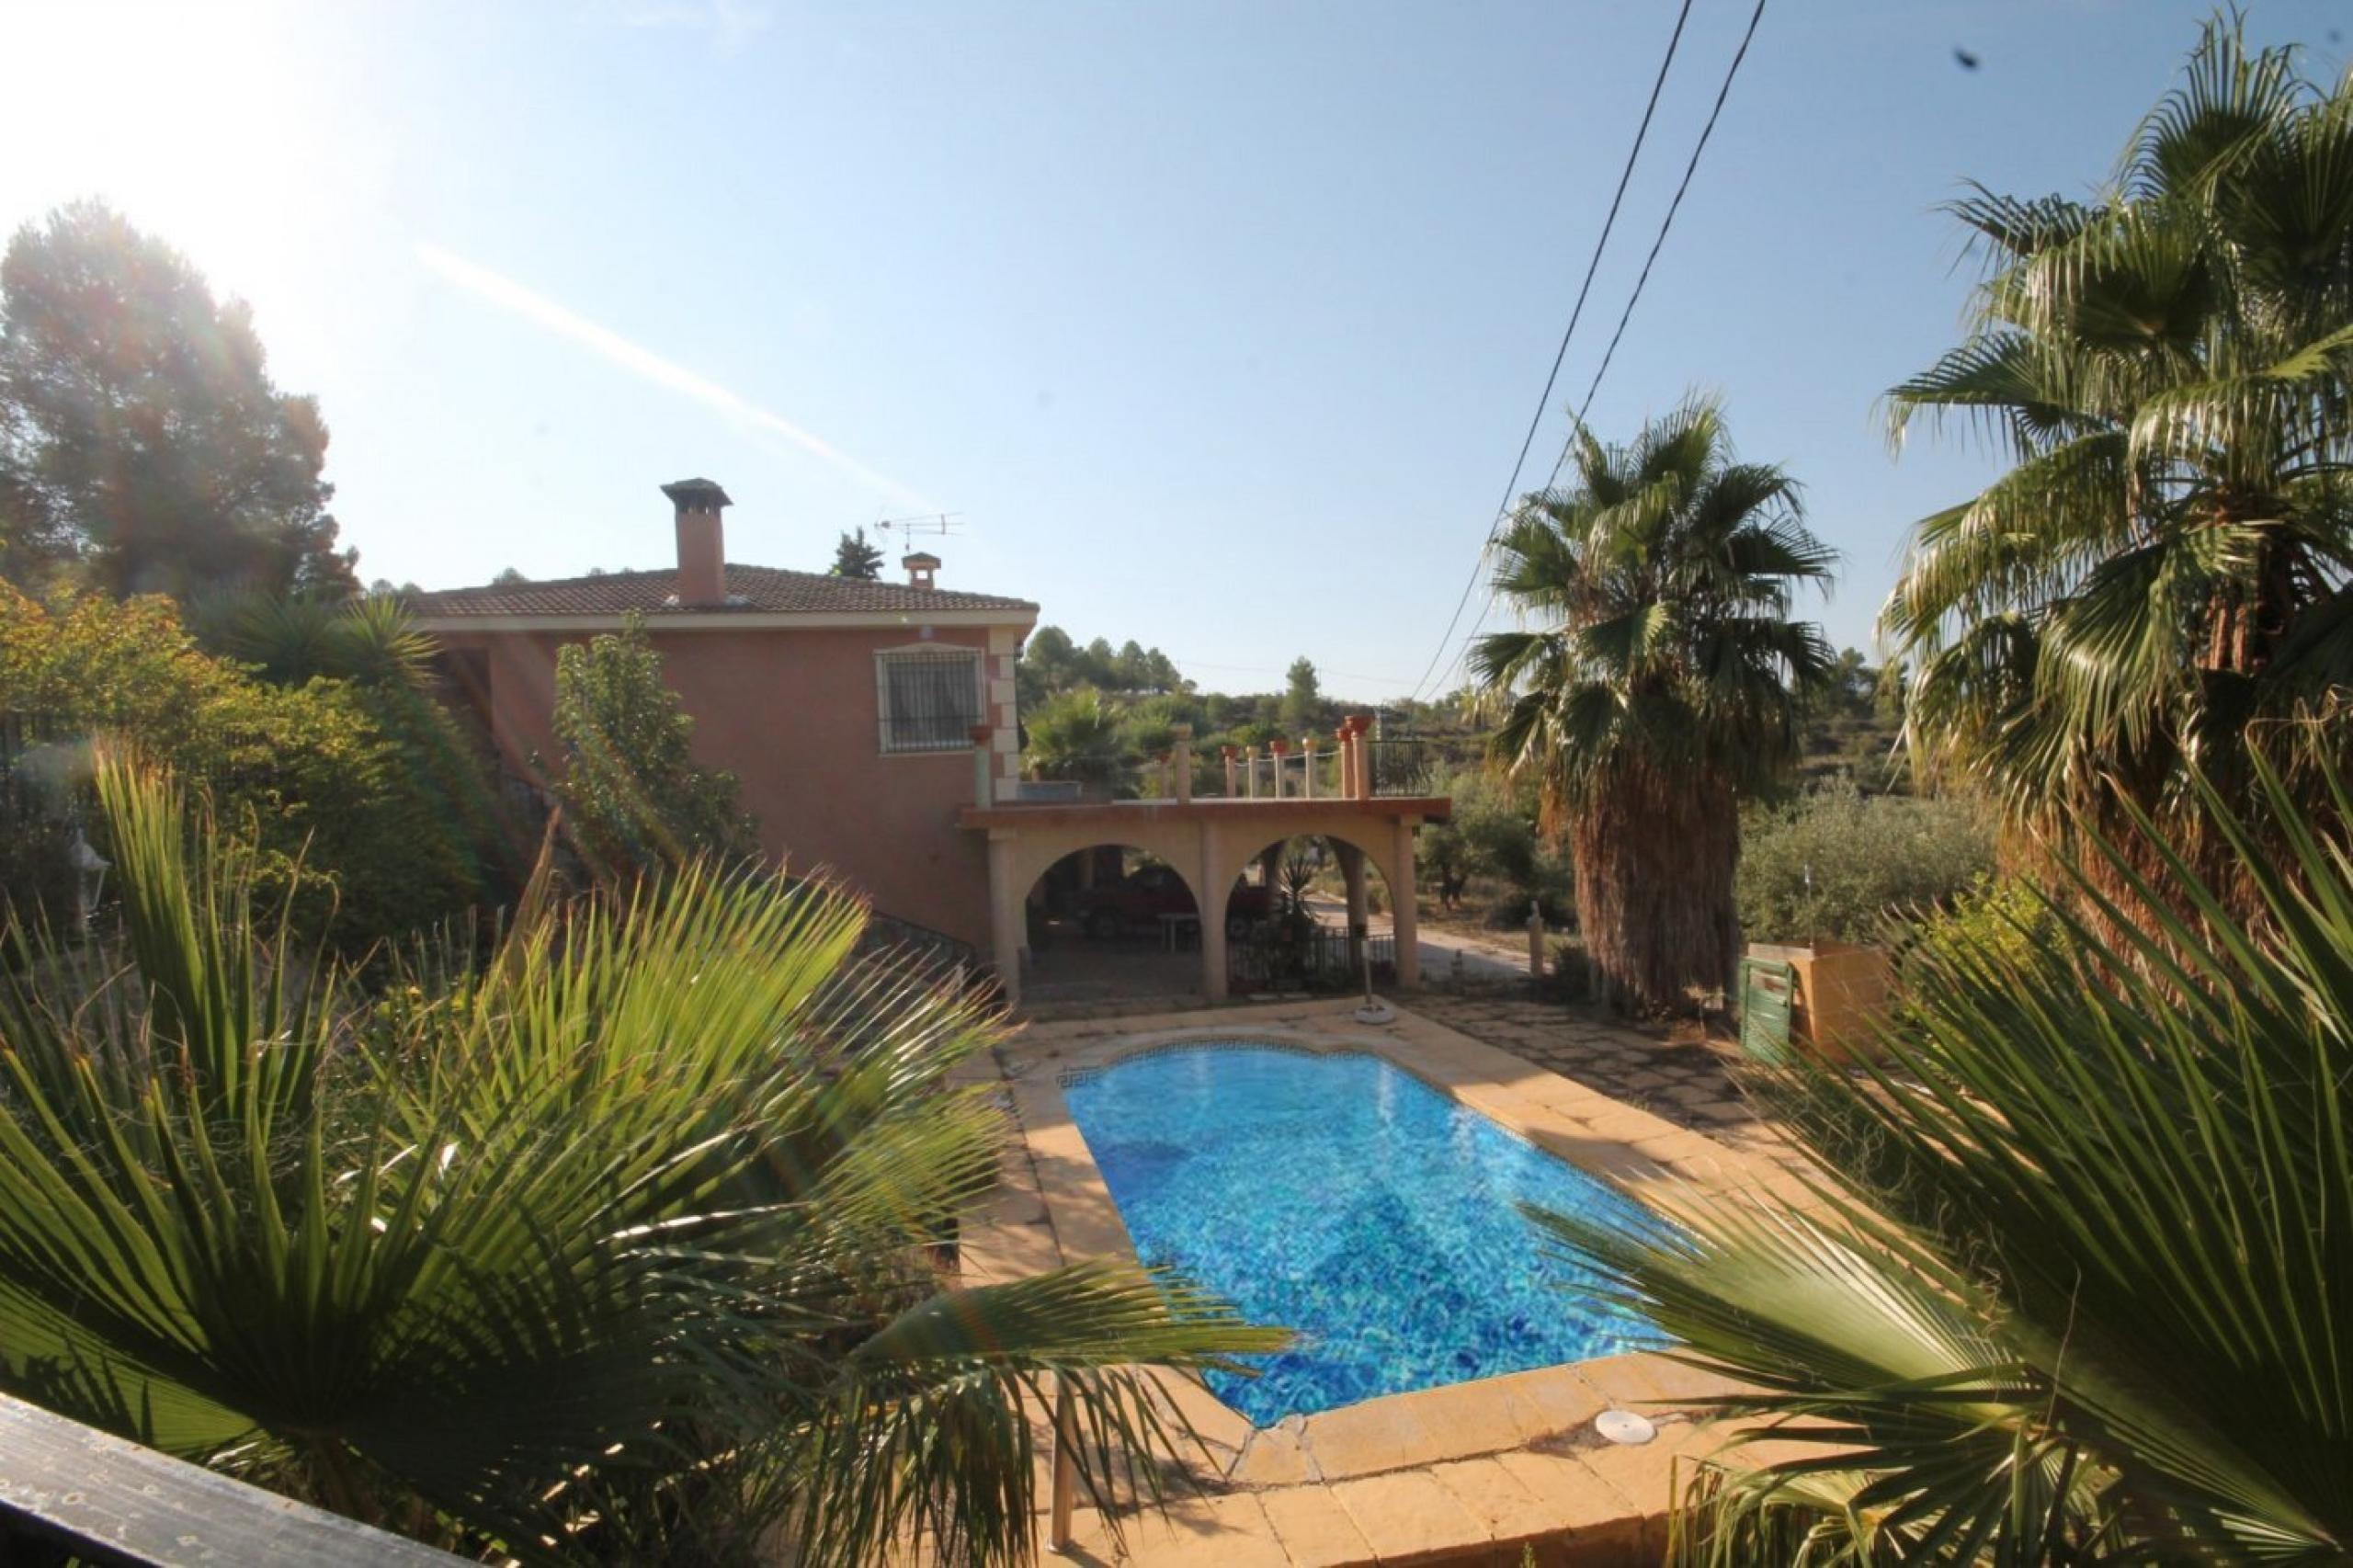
left=439, top=622, right=1008, bottom=950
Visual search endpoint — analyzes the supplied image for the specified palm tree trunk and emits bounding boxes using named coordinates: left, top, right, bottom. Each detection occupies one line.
left=1570, top=765, right=1741, bottom=1016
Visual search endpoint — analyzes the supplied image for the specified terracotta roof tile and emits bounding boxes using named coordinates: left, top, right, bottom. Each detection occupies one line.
left=413, top=564, right=1036, bottom=619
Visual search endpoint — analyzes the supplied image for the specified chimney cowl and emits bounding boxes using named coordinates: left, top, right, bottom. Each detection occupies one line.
left=664, top=478, right=731, bottom=606
left=903, top=551, right=941, bottom=590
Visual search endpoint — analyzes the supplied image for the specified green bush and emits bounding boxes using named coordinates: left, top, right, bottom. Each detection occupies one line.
left=1902, top=871, right=2055, bottom=978
left=550, top=612, right=756, bottom=881
left=1736, top=777, right=1993, bottom=945
left=0, top=585, right=491, bottom=950
left=1419, top=769, right=1573, bottom=926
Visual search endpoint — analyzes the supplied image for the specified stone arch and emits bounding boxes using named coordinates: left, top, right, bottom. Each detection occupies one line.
left=1003, top=829, right=1222, bottom=1008
left=1212, top=816, right=1404, bottom=905
left=1005, top=824, right=1205, bottom=918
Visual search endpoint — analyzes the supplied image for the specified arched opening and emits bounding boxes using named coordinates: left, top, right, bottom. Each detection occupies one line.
left=1020, top=845, right=1221, bottom=1007
left=1222, top=834, right=1402, bottom=997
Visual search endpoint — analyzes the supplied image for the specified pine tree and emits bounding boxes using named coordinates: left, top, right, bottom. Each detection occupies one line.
left=1280, top=656, right=1321, bottom=733
left=829, top=528, right=884, bottom=580
left=0, top=202, right=356, bottom=599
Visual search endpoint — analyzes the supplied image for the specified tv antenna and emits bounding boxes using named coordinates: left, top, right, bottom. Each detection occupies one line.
left=873, top=512, right=965, bottom=543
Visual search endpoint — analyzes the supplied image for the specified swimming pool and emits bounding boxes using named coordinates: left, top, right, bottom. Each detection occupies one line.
left=1062, top=1044, right=1658, bottom=1425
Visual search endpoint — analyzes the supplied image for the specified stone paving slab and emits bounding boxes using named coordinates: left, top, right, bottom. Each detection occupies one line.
left=953, top=999, right=1799, bottom=1565
left=1401, top=986, right=1810, bottom=1171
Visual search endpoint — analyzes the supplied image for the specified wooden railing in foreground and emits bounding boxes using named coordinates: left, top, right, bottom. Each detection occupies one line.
left=0, top=1392, right=462, bottom=1566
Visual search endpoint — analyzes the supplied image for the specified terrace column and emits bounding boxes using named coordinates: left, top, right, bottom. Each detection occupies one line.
left=1334, top=726, right=1355, bottom=799
left=1199, top=818, right=1228, bottom=1003
left=1391, top=815, right=1421, bottom=989
left=1269, top=739, right=1290, bottom=799
left=1348, top=716, right=1373, bottom=801
left=1172, top=725, right=1194, bottom=803
left=1300, top=737, right=1316, bottom=799
left=969, top=725, right=995, bottom=808
left=1245, top=746, right=1260, bottom=799
left=985, top=829, right=1023, bottom=1008
left=1336, top=840, right=1368, bottom=975
left=1222, top=746, right=1238, bottom=797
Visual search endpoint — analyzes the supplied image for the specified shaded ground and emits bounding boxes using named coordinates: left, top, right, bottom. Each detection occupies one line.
left=1404, top=981, right=1794, bottom=1164
left=1020, top=916, right=1203, bottom=1010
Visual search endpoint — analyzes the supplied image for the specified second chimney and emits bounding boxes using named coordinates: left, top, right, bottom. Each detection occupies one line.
left=903, top=551, right=940, bottom=590
left=662, top=478, right=732, bottom=606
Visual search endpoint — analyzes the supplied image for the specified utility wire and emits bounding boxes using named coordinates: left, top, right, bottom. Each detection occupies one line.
left=1546, top=0, right=1768, bottom=495
left=1429, top=0, right=1772, bottom=698
left=1403, top=0, right=1695, bottom=706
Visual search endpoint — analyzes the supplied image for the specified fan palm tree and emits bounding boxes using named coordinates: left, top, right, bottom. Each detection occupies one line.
left=1881, top=14, right=2353, bottom=879
left=1023, top=686, right=1131, bottom=796
left=1472, top=396, right=1836, bottom=1014
left=193, top=589, right=436, bottom=691
left=1535, top=740, right=2353, bottom=1562
left=0, top=754, right=1279, bottom=1563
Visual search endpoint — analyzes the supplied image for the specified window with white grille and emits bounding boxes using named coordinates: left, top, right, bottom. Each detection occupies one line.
left=877, top=647, right=983, bottom=754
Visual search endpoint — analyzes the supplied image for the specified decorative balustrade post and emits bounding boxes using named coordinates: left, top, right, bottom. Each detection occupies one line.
left=1245, top=745, right=1260, bottom=799
left=1269, top=738, right=1290, bottom=799
left=1222, top=745, right=1239, bottom=797
left=968, top=725, right=995, bottom=808
left=1172, top=724, right=1195, bottom=803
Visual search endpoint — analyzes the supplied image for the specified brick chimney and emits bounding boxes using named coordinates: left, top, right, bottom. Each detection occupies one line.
left=902, top=551, right=940, bottom=590
left=662, top=478, right=731, bottom=606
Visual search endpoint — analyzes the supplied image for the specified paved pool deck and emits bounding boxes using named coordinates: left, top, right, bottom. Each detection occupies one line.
left=957, top=997, right=1824, bottom=1567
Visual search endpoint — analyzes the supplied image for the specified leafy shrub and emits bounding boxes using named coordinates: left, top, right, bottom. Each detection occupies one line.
left=0, top=585, right=490, bottom=949
left=550, top=612, right=756, bottom=881
left=1419, top=769, right=1574, bottom=926
left=1901, top=872, right=2054, bottom=977
left=1736, top=777, right=1993, bottom=945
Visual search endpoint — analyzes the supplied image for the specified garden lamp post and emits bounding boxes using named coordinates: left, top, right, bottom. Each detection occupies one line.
left=69, top=825, right=109, bottom=937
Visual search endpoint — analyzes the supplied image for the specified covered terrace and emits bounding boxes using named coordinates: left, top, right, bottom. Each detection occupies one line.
left=960, top=719, right=1451, bottom=1008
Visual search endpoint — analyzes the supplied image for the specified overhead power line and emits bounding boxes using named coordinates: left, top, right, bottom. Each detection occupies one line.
left=1402, top=0, right=1696, bottom=706
left=1428, top=0, right=1773, bottom=699
left=1544, top=0, right=1769, bottom=494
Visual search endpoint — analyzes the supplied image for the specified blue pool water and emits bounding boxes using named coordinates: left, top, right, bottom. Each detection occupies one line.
left=1062, top=1045, right=1658, bottom=1425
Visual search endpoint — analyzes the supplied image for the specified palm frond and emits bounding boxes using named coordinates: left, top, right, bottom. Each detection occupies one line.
left=0, top=756, right=1279, bottom=1562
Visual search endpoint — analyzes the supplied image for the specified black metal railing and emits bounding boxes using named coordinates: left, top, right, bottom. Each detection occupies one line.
left=878, top=650, right=982, bottom=754
left=1228, top=927, right=1396, bottom=992
left=0, top=1391, right=462, bottom=1565
left=1365, top=737, right=1431, bottom=796
left=860, top=906, right=982, bottom=983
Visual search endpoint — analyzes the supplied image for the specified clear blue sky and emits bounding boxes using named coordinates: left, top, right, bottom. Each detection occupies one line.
left=6, top=0, right=2347, bottom=700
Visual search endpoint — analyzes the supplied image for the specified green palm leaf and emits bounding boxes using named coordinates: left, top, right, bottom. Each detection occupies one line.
left=0, top=753, right=1278, bottom=1562
left=1536, top=743, right=2353, bottom=1562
